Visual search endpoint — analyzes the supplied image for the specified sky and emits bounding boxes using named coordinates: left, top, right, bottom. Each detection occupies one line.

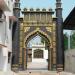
left=20, top=0, right=75, bottom=20
left=20, top=0, right=75, bottom=34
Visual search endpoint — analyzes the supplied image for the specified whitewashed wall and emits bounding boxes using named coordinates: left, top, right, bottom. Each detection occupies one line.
left=4, top=0, right=14, bottom=71
left=65, top=49, right=75, bottom=73
left=0, top=0, right=14, bottom=72
left=0, top=22, right=6, bottom=45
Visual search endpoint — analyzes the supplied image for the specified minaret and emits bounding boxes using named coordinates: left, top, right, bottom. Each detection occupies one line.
left=56, top=0, right=64, bottom=71
left=12, top=0, right=21, bottom=70
left=13, top=0, right=20, bottom=18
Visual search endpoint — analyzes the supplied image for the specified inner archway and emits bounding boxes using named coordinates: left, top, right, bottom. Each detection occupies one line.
left=25, top=31, right=50, bottom=70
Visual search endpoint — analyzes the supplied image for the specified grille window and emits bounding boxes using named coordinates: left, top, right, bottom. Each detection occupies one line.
left=34, top=49, right=43, bottom=58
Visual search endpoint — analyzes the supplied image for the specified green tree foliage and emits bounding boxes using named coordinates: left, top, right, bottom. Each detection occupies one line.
left=70, top=32, right=75, bottom=49
left=64, top=33, right=68, bottom=50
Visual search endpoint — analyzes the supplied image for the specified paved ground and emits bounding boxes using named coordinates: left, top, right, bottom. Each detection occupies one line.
left=0, top=70, right=75, bottom=75
left=27, top=62, right=48, bottom=70
left=18, top=62, right=54, bottom=75
left=17, top=62, right=75, bottom=75
left=17, top=71, right=75, bottom=75
left=18, top=71, right=57, bottom=75
left=1, top=61, right=75, bottom=75
left=0, top=71, right=18, bottom=75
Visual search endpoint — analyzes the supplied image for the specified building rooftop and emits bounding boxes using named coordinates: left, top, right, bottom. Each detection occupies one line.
left=63, top=7, right=75, bottom=30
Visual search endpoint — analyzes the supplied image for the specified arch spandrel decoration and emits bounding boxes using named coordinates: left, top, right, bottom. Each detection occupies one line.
left=24, top=28, right=52, bottom=48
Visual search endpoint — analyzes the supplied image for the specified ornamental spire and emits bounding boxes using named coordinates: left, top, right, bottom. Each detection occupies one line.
left=13, top=0, right=20, bottom=18
left=56, top=0, right=62, bottom=18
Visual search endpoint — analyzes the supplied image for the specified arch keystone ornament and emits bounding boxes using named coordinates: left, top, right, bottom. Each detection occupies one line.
left=24, top=27, right=30, bottom=33
left=36, top=27, right=40, bottom=31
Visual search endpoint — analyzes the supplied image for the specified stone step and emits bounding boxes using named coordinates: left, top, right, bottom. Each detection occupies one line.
left=17, top=71, right=75, bottom=75
left=17, top=71, right=57, bottom=75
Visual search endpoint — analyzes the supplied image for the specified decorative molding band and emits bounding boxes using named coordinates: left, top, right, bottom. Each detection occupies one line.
left=24, top=28, right=51, bottom=46
left=0, top=44, right=7, bottom=48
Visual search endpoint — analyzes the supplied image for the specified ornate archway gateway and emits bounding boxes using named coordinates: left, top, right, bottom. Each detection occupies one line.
left=18, top=8, right=57, bottom=70
left=12, top=0, right=64, bottom=71
left=25, top=30, right=51, bottom=70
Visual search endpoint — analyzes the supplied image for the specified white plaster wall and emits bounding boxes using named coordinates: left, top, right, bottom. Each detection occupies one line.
left=0, top=22, right=6, bottom=45
left=4, top=0, right=14, bottom=52
left=0, top=48, right=8, bottom=71
left=3, top=0, right=14, bottom=71
left=0, top=48, right=3, bottom=70
left=2, top=47, right=8, bottom=71
left=0, top=0, right=14, bottom=72
left=0, top=71, right=18, bottom=75
left=65, top=49, right=75, bottom=73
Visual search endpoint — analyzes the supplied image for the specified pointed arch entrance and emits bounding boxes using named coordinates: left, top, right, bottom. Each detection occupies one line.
left=24, top=30, right=51, bottom=70
left=18, top=9, right=57, bottom=71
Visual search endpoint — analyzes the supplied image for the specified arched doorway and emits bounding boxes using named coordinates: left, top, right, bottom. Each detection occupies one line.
left=18, top=9, right=57, bottom=71
left=25, top=31, right=51, bottom=70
